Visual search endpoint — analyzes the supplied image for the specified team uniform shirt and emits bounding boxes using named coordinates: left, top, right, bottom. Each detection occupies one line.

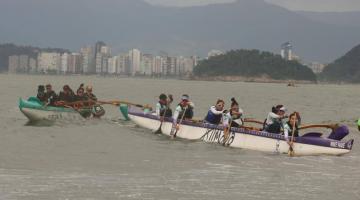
left=223, top=108, right=244, bottom=127
left=204, top=106, right=225, bottom=124
left=172, top=102, right=195, bottom=124
left=283, top=122, right=299, bottom=141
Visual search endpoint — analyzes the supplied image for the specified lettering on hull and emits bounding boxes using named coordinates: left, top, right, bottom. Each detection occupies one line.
left=200, top=128, right=235, bottom=146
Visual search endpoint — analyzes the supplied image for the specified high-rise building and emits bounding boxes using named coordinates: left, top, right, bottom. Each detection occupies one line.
left=80, top=46, right=94, bottom=74
left=29, top=58, right=37, bottom=73
left=153, top=56, right=163, bottom=76
left=177, top=56, right=195, bottom=76
left=61, top=53, right=69, bottom=74
left=108, top=56, right=117, bottom=74
left=37, top=52, right=61, bottom=73
left=95, top=41, right=106, bottom=56
left=281, top=42, right=292, bottom=61
left=100, top=46, right=111, bottom=56
left=94, top=45, right=111, bottom=74
left=8, top=55, right=19, bottom=73
left=129, top=49, right=141, bottom=76
left=116, top=54, right=129, bottom=74
left=67, top=53, right=82, bottom=74
left=165, top=56, right=177, bottom=76
left=18, top=55, right=29, bottom=73
left=141, top=54, right=154, bottom=75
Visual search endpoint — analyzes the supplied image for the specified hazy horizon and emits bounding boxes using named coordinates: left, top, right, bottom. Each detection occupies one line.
left=1, top=0, right=360, bottom=63
left=146, top=0, right=360, bottom=12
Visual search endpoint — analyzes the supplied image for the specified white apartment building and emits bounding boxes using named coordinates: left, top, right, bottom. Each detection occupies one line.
left=37, top=52, right=61, bottom=73
left=129, top=49, right=141, bottom=76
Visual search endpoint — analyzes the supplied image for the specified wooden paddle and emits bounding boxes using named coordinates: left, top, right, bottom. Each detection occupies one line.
left=97, top=100, right=152, bottom=109
left=55, top=100, right=97, bottom=109
left=288, top=120, right=296, bottom=157
left=154, top=99, right=171, bottom=134
left=223, top=112, right=232, bottom=146
left=243, top=118, right=264, bottom=125
left=299, top=124, right=338, bottom=131
left=172, top=107, right=188, bottom=139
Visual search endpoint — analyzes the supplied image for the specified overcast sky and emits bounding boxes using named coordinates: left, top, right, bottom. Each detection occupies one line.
left=146, top=0, right=360, bottom=12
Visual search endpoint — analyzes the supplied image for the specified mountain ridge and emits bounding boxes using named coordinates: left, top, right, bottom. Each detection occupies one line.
left=0, top=0, right=359, bottom=64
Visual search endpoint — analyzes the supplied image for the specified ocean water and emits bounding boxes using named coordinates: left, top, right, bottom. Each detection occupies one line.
left=0, top=74, right=359, bottom=200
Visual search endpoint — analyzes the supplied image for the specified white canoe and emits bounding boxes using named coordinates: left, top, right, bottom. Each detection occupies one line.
left=128, top=107, right=354, bottom=156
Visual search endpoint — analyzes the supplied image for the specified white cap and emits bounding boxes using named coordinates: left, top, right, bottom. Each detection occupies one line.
left=181, top=94, right=189, bottom=101
left=279, top=106, right=287, bottom=112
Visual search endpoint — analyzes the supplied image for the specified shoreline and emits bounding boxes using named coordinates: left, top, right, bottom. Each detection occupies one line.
left=1, top=73, right=356, bottom=85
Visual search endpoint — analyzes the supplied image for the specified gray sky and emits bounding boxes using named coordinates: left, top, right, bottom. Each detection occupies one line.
left=146, top=0, right=360, bottom=12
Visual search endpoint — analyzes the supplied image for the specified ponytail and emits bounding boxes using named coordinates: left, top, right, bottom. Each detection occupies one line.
left=231, top=97, right=239, bottom=107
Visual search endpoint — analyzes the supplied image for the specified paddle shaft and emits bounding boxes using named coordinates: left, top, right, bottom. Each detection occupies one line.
left=223, top=113, right=232, bottom=145
left=289, top=120, right=296, bottom=157
left=155, top=101, right=170, bottom=134
left=100, top=100, right=148, bottom=107
left=299, top=124, right=337, bottom=130
left=173, top=107, right=188, bottom=138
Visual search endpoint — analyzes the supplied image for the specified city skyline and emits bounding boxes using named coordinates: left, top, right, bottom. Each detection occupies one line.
left=1, top=0, right=359, bottom=63
left=7, top=41, right=199, bottom=77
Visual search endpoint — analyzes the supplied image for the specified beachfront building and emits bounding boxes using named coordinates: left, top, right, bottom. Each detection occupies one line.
left=141, top=54, right=154, bottom=76
left=129, top=49, right=141, bottom=76
left=108, top=56, right=117, bottom=74
left=37, top=52, right=61, bottom=73
left=8, top=55, right=19, bottom=73
left=80, top=46, right=94, bottom=74
left=152, top=56, right=164, bottom=76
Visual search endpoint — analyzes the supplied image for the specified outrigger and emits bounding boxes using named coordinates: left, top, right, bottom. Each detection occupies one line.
left=122, top=105, right=354, bottom=156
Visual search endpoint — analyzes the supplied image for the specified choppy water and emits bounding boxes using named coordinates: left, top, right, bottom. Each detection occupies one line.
left=0, top=74, right=359, bottom=200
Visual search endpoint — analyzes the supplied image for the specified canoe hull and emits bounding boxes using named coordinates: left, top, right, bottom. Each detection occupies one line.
left=20, top=107, right=84, bottom=122
left=19, top=97, right=91, bottom=122
left=128, top=109, right=353, bottom=156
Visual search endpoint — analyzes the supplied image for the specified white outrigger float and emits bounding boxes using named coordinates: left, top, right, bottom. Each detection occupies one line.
left=126, top=106, right=354, bottom=156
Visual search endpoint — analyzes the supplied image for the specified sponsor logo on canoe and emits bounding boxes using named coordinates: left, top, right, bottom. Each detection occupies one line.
left=330, top=141, right=346, bottom=149
left=200, top=128, right=235, bottom=146
left=48, top=114, right=63, bottom=120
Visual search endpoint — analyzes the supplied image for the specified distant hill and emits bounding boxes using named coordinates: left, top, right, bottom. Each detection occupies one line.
left=297, top=11, right=360, bottom=28
left=320, top=44, right=360, bottom=83
left=0, top=43, right=69, bottom=72
left=0, top=0, right=359, bottom=63
left=194, top=49, right=317, bottom=81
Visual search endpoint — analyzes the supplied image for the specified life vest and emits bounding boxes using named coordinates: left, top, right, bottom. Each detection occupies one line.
left=158, top=101, right=172, bottom=117
left=204, top=109, right=223, bottom=124
left=178, top=104, right=193, bottom=119
left=230, top=111, right=243, bottom=127
left=285, top=122, right=299, bottom=137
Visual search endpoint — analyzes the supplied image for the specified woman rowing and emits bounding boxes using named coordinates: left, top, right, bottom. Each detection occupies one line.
left=283, top=112, right=299, bottom=145
left=223, top=98, right=244, bottom=128
left=204, top=99, right=225, bottom=125
left=85, top=85, right=97, bottom=101
left=171, top=94, right=195, bottom=134
left=156, top=93, right=173, bottom=118
left=264, top=104, right=288, bottom=133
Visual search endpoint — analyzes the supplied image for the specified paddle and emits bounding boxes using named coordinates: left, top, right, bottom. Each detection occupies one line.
left=243, top=118, right=264, bottom=125
left=171, top=107, right=188, bottom=139
left=299, top=124, right=338, bottom=131
left=288, top=119, right=296, bottom=157
left=223, top=112, right=232, bottom=146
left=154, top=101, right=170, bottom=134
left=97, top=100, right=152, bottom=109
